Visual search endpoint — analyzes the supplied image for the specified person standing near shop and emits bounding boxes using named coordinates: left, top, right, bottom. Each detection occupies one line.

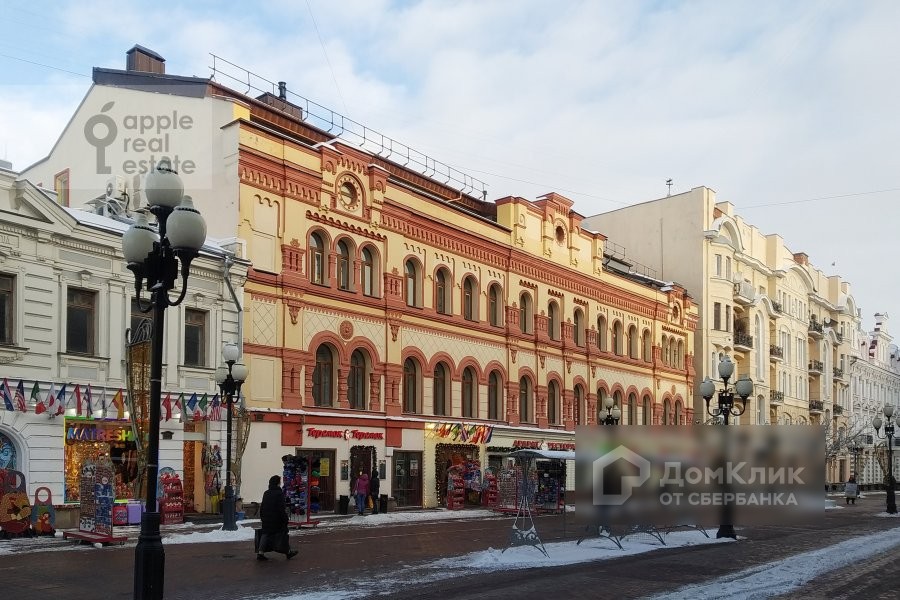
left=369, top=468, right=380, bottom=515
left=354, top=470, right=370, bottom=516
left=257, top=475, right=298, bottom=560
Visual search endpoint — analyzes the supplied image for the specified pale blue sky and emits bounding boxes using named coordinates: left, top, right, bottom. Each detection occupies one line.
left=2, top=0, right=899, bottom=333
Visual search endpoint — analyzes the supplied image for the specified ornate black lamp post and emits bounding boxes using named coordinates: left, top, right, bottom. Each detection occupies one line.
left=215, top=342, right=248, bottom=531
left=699, top=356, right=754, bottom=539
left=872, top=405, right=897, bottom=514
left=123, top=158, right=206, bottom=600
left=600, top=395, right=621, bottom=425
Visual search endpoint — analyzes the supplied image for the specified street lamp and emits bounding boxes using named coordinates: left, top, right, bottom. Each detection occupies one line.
left=600, top=395, right=621, bottom=425
left=699, top=356, right=754, bottom=426
left=848, top=443, right=864, bottom=484
left=123, top=158, right=206, bottom=600
left=698, top=356, right=754, bottom=539
left=216, top=343, right=248, bottom=531
left=872, top=405, right=897, bottom=514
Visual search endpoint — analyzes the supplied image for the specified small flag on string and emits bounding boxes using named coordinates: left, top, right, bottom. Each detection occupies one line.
left=74, top=385, right=84, bottom=416
left=112, top=389, right=125, bottom=420
left=210, top=394, right=222, bottom=421
left=84, top=384, right=94, bottom=418
left=14, top=380, right=27, bottom=412
left=1, top=378, right=14, bottom=411
left=55, top=383, right=67, bottom=416
left=100, top=387, right=108, bottom=418
left=186, top=393, right=198, bottom=421
left=32, top=381, right=46, bottom=414
left=162, top=393, right=172, bottom=422
left=177, top=393, right=185, bottom=423
left=46, top=383, right=59, bottom=417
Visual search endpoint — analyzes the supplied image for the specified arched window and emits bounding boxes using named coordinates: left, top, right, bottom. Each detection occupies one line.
left=627, top=393, right=637, bottom=425
left=677, top=340, right=685, bottom=369
left=312, top=344, right=335, bottom=407
left=309, top=232, right=326, bottom=285
left=613, top=390, right=623, bottom=420
left=628, top=324, right=639, bottom=358
left=362, top=247, right=377, bottom=297
left=403, top=357, right=419, bottom=414
left=348, top=349, right=367, bottom=410
left=574, top=309, right=585, bottom=347
left=597, top=315, right=608, bottom=352
left=642, top=395, right=651, bottom=425
left=519, top=377, right=531, bottom=423
left=548, top=380, right=559, bottom=425
left=613, top=321, right=624, bottom=355
left=433, top=362, right=449, bottom=416
left=337, top=239, right=352, bottom=291
left=663, top=398, right=672, bottom=425
left=642, top=330, right=652, bottom=362
left=463, top=277, right=477, bottom=321
left=435, top=268, right=451, bottom=315
left=574, top=385, right=584, bottom=426
left=405, top=259, right=420, bottom=307
left=662, top=336, right=670, bottom=365
left=519, top=292, right=533, bottom=334
left=488, top=371, right=501, bottom=420
left=462, top=367, right=477, bottom=418
left=674, top=399, right=683, bottom=425
left=597, top=388, right=607, bottom=423
left=488, top=284, right=503, bottom=327
left=548, top=301, right=560, bottom=341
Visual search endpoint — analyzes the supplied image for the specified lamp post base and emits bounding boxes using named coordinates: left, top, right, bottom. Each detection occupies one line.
left=222, top=484, right=237, bottom=531
left=716, top=524, right=737, bottom=539
left=134, top=511, right=165, bottom=600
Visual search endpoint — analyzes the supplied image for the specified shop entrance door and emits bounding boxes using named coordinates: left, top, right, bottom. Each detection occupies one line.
left=393, top=451, right=422, bottom=507
left=295, top=449, right=336, bottom=512
left=349, top=445, right=376, bottom=499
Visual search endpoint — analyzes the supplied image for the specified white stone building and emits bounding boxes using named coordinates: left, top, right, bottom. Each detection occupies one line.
left=0, top=164, right=248, bottom=526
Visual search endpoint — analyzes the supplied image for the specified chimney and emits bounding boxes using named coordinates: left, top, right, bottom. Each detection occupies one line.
left=126, top=45, right=165, bottom=74
left=793, top=252, right=809, bottom=266
left=278, top=81, right=287, bottom=100
left=256, top=81, right=303, bottom=120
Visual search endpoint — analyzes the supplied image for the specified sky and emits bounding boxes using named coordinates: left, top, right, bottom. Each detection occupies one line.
left=1, top=0, right=899, bottom=332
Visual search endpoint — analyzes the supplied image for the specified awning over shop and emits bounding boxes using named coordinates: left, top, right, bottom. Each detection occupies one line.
left=507, top=449, right=575, bottom=461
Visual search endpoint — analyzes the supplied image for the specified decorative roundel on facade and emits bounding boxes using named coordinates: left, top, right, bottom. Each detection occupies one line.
left=555, top=223, right=566, bottom=245
left=336, top=174, right=363, bottom=210
left=340, top=320, right=354, bottom=340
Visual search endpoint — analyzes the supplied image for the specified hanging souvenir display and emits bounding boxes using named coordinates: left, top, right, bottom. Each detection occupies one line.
left=30, top=487, right=56, bottom=535
left=0, top=468, right=31, bottom=536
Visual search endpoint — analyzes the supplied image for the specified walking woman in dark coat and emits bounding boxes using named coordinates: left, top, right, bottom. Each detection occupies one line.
left=369, top=468, right=381, bottom=515
left=257, top=475, right=298, bottom=560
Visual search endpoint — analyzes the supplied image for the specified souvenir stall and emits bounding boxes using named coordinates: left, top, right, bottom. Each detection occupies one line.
left=62, top=457, right=126, bottom=545
left=505, top=449, right=573, bottom=515
left=63, top=418, right=138, bottom=503
left=428, top=422, right=494, bottom=508
left=282, top=454, right=320, bottom=527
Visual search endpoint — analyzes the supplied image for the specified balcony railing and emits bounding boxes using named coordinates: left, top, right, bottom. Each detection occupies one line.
left=809, top=400, right=824, bottom=413
left=833, top=405, right=844, bottom=415
left=833, top=367, right=844, bottom=379
left=770, top=390, right=784, bottom=403
left=808, top=320, right=824, bottom=337
left=734, top=331, right=754, bottom=350
left=808, top=360, right=824, bottom=374
left=733, top=281, right=756, bottom=305
left=769, top=344, right=784, bottom=360
left=771, top=300, right=783, bottom=313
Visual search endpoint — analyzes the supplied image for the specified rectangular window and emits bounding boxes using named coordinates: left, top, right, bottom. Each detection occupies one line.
left=713, top=303, right=721, bottom=330
left=0, top=274, right=14, bottom=345
left=715, top=254, right=722, bottom=277
left=129, top=298, right=152, bottom=339
left=726, top=305, right=731, bottom=332
left=725, top=257, right=732, bottom=280
left=184, top=309, right=207, bottom=367
left=66, top=288, right=96, bottom=355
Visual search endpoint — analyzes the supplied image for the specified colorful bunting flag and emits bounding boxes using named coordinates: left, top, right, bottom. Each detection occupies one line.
left=210, top=394, right=222, bottom=421
left=14, top=380, right=27, bottom=412
left=112, top=389, right=125, bottom=420
left=84, top=384, right=94, bottom=418
left=1, top=378, right=14, bottom=411
left=32, top=381, right=46, bottom=415
left=74, top=385, right=83, bottom=416
left=55, top=383, right=67, bottom=416
left=177, top=393, right=185, bottom=423
left=162, top=393, right=172, bottom=422
left=46, top=382, right=59, bottom=417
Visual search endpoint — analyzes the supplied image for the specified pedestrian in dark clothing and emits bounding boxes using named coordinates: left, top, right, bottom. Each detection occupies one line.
left=370, top=469, right=380, bottom=515
left=354, top=470, right=369, bottom=515
left=257, top=475, right=298, bottom=560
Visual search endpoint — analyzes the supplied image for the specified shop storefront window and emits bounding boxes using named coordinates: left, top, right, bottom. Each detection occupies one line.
left=64, top=418, right=137, bottom=502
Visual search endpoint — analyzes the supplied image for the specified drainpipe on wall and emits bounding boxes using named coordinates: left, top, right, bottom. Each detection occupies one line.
left=221, top=252, right=244, bottom=362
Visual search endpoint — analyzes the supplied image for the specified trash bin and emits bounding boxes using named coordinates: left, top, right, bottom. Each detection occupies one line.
left=379, top=494, right=388, bottom=514
left=339, top=495, right=350, bottom=515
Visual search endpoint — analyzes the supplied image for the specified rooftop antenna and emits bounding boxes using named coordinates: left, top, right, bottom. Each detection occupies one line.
left=666, top=179, right=673, bottom=197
